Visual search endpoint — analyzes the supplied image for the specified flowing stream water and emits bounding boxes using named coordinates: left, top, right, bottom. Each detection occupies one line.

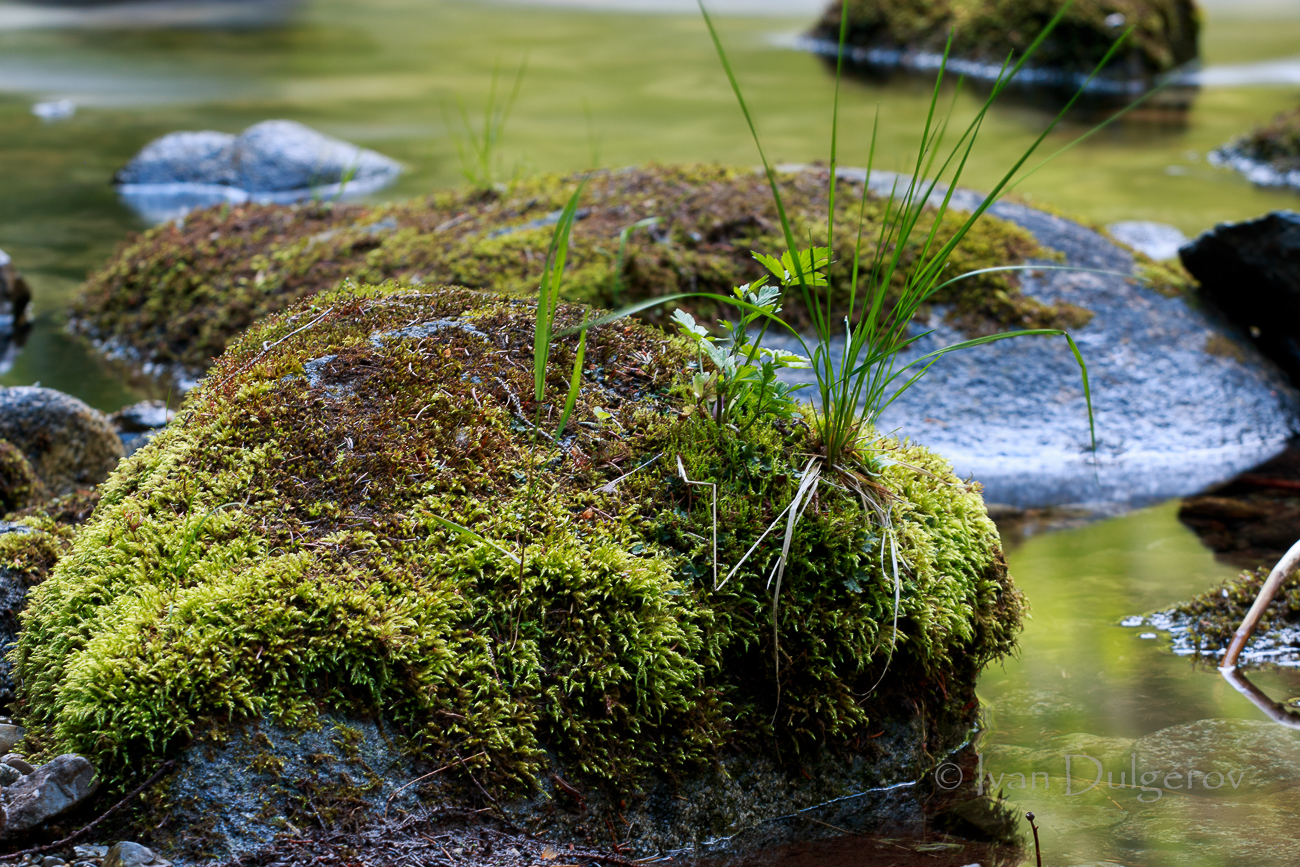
left=1, top=0, right=1299, bottom=863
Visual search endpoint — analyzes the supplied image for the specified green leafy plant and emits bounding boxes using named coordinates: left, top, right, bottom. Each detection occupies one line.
left=694, top=0, right=1126, bottom=679
left=670, top=268, right=811, bottom=429
left=698, top=0, right=1107, bottom=476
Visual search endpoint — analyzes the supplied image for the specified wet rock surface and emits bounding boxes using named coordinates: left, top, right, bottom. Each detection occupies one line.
left=1179, top=210, right=1300, bottom=384
left=0, top=754, right=98, bottom=839
left=769, top=170, right=1299, bottom=510
left=114, top=120, right=402, bottom=223
left=0, top=387, right=124, bottom=498
left=109, top=400, right=175, bottom=456
left=1105, top=220, right=1187, bottom=261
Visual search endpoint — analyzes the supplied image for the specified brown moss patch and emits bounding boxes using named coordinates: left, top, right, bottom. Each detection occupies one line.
left=73, top=164, right=1063, bottom=377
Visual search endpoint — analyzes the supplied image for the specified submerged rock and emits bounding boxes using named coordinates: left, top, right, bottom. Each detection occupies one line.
left=1210, top=104, right=1300, bottom=192
left=114, top=120, right=402, bottom=224
left=18, top=285, right=1022, bottom=862
left=806, top=0, right=1200, bottom=107
left=1179, top=210, right=1300, bottom=384
left=0, top=387, right=124, bottom=498
left=1177, top=441, right=1300, bottom=569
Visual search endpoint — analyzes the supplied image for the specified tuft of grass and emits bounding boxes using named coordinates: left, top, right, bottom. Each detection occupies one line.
left=699, top=0, right=1105, bottom=472
left=448, top=58, right=528, bottom=192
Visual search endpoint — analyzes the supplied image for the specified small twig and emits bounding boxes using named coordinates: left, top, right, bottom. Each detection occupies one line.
left=0, top=761, right=177, bottom=861
left=216, top=308, right=335, bottom=390
left=676, top=456, right=717, bottom=589
left=385, top=751, right=487, bottom=817
left=804, top=816, right=858, bottom=837
left=453, top=749, right=501, bottom=812
left=1026, top=812, right=1042, bottom=867
left=595, top=453, right=662, bottom=495
left=1220, top=536, right=1300, bottom=670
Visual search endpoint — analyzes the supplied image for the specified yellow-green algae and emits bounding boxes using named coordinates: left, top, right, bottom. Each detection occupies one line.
left=21, top=283, right=1021, bottom=791
left=72, top=164, right=1069, bottom=376
left=815, top=0, right=1199, bottom=78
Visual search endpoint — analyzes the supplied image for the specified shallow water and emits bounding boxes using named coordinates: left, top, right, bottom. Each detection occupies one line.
left=975, top=502, right=1300, bottom=866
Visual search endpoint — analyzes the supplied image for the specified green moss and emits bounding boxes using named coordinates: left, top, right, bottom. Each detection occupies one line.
left=22, top=283, right=1021, bottom=792
left=0, top=439, right=41, bottom=515
left=817, top=0, right=1199, bottom=77
left=1167, top=566, right=1300, bottom=657
left=1227, top=104, right=1300, bottom=173
left=73, top=164, right=1061, bottom=376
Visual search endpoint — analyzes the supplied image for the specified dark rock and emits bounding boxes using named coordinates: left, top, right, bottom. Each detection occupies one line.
left=0, top=764, right=19, bottom=787
left=114, top=121, right=402, bottom=224
left=0, top=387, right=124, bottom=497
left=1180, top=211, right=1300, bottom=385
left=0, top=250, right=30, bottom=337
left=0, top=250, right=31, bottom=377
left=4, top=755, right=36, bottom=775
left=0, top=754, right=98, bottom=838
left=102, top=843, right=168, bottom=867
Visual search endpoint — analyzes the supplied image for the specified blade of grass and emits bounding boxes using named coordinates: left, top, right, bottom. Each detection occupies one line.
left=430, top=515, right=522, bottom=566
left=554, top=320, right=588, bottom=439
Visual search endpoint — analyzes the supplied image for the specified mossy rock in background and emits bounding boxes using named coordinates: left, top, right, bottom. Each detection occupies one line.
left=71, top=164, right=1065, bottom=382
left=21, top=283, right=1021, bottom=859
left=0, top=439, right=41, bottom=515
left=1210, top=105, right=1300, bottom=191
left=813, top=0, right=1199, bottom=84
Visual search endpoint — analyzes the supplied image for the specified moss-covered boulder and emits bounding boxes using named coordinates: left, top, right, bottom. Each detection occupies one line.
left=0, top=440, right=41, bottom=515
left=20, top=283, right=1020, bottom=859
left=810, top=0, right=1199, bottom=101
left=1211, top=105, right=1300, bottom=192
left=71, top=164, right=1068, bottom=383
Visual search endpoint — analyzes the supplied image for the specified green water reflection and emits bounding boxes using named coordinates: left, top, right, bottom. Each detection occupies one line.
left=978, top=503, right=1300, bottom=866
left=2, top=1, right=1300, bottom=410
